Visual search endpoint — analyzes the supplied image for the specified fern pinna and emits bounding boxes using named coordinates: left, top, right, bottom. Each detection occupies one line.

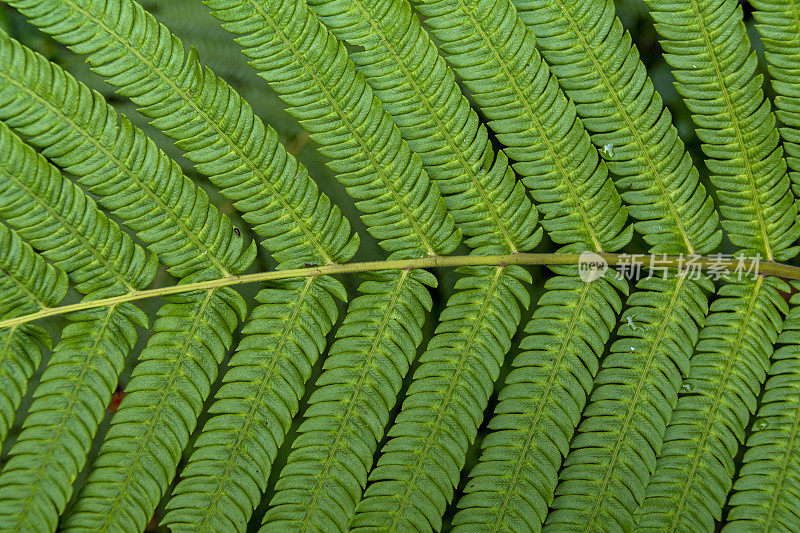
left=0, top=0, right=800, bottom=531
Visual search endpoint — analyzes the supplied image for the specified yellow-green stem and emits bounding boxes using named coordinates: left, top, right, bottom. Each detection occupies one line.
left=2, top=252, right=798, bottom=328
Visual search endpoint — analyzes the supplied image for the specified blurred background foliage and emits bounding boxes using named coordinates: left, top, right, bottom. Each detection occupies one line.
left=0, top=0, right=769, bottom=530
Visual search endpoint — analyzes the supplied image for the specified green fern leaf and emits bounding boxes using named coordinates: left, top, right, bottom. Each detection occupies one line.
left=198, top=2, right=474, bottom=529
left=0, top=122, right=156, bottom=297
left=0, top=223, right=67, bottom=319
left=725, top=290, right=800, bottom=531
left=407, top=0, right=630, bottom=254
left=636, top=277, right=788, bottom=531
left=0, top=304, right=145, bottom=533
left=0, top=223, right=67, bottom=443
left=385, top=1, right=632, bottom=528
left=633, top=2, right=800, bottom=529
left=0, top=30, right=256, bottom=280
left=263, top=269, right=434, bottom=531
left=163, top=276, right=346, bottom=532
left=306, top=0, right=539, bottom=255
left=646, top=0, right=800, bottom=261
left=0, top=3, right=364, bottom=529
left=348, top=265, right=528, bottom=531
left=751, top=0, right=800, bottom=198
left=206, top=0, right=461, bottom=259
left=513, top=0, right=721, bottom=256
left=451, top=272, right=625, bottom=531
left=63, top=287, right=245, bottom=532
left=548, top=273, right=712, bottom=531
left=0, top=122, right=156, bottom=531
left=3, top=0, right=360, bottom=268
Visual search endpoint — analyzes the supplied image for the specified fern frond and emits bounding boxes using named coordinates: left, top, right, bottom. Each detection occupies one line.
left=512, top=0, right=720, bottom=255
left=407, top=0, right=630, bottom=253
left=0, top=223, right=67, bottom=318
left=0, top=122, right=157, bottom=297
left=163, top=276, right=346, bottom=532
left=0, top=4, right=366, bottom=528
left=192, top=2, right=471, bottom=528
left=0, top=223, right=67, bottom=443
left=636, top=277, right=788, bottom=531
left=0, top=304, right=145, bottom=533
left=305, top=0, right=539, bottom=255
left=546, top=273, right=711, bottom=531
left=206, top=0, right=461, bottom=259
left=0, top=122, right=159, bottom=530
left=4, top=0, right=360, bottom=268
left=263, top=269, right=434, bottom=531
left=0, top=324, right=49, bottom=444
left=348, top=265, right=528, bottom=531
left=0, top=31, right=255, bottom=280
left=63, top=288, right=245, bottom=532
left=725, top=290, right=800, bottom=531
left=449, top=273, right=623, bottom=531
left=646, top=0, right=800, bottom=261
left=751, top=0, right=800, bottom=196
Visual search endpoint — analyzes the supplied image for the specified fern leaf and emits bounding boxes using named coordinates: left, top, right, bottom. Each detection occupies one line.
left=0, top=304, right=145, bottom=533
left=306, top=0, right=539, bottom=255
left=407, top=0, right=630, bottom=253
left=636, top=277, right=788, bottom=531
left=725, top=291, right=800, bottom=531
left=163, top=276, right=346, bottom=531
left=0, top=223, right=67, bottom=319
left=0, top=119, right=159, bottom=531
left=63, top=288, right=245, bottom=532
left=0, top=223, right=67, bottom=443
left=262, top=269, right=434, bottom=531
left=347, top=265, right=528, bottom=531
left=0, top=31, right=255, bottom=280
left=751, top=0, right=800, bottom=197
left=368, top=1, right=626, bottom=528
left=0, top=4, right=364, bottom=528
left=512, top=0, right=720, bottom=255
left=646, top=0, right=800, bottom=261
left=4, top=0, right=360, bottom=268
left=196, top=2, right=468, bottom=528
left=207, top=0, right=461, bottom=259
left=450, top=272, right=624, bottom=531
left=0, top=122, right=157, bottom=297
left=0, top=324, right=48, bottom=444
left=544, top=273, right=711, bottom=531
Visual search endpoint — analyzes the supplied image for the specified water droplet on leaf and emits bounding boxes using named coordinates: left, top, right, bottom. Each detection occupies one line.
left=755, top=419, right=768, bottom=430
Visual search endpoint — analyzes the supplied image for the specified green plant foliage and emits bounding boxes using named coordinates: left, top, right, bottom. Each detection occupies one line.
left=0, top=0, right=799, bottom=532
